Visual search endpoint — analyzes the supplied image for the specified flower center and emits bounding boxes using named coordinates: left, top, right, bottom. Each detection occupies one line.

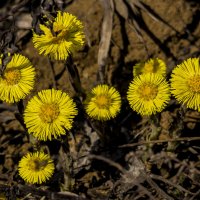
left=95, top=95, right=110, bottom=109
left=143, top=63, right=154, bottom=73
left=188, top=75, right=200, bottom=93
left=3, top=69, right=21, bottom=85
left=28, top=158, right=48, bottom=171
left=52, top=24, right=69, bottom=43
left=39, top=103, right=60, bottom=123
left=138, top=83, right=158, bottom=100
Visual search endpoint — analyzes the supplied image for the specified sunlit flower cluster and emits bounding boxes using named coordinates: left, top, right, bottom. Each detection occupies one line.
left=1, top=9, right=200, bottom=187
left=0, top=12, right=85, bottom=185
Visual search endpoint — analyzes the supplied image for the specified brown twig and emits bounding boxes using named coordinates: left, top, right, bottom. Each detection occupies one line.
left=146, top=176, right=174, bottom=200
left=136, top=183, right=155, bottom=200
left=119, top=136, right=200, bottom=148
left=189, top=190, right=200, bottom=200
left=88, top=154, right=126, bottom=173
left=150, top=174, right=195, bottom=195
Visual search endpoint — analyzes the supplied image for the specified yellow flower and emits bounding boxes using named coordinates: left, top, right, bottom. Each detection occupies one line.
left=85, top=84, right=121, bottom=121
left=0, top=54, right=35, bottom=103
left=32, top=11, right=85, bottom=60
left=127, top=73, right=170, bottom=116
left=171, top=58, right=200, bottom=111
left=133, top=58, right=166, bottom=77
left=18, top=152, right=54, bottom=184
left=24, top=89, right=78, bottom=141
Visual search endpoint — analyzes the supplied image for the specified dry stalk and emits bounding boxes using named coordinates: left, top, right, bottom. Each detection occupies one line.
left=97, top=0, right=114, bottom=84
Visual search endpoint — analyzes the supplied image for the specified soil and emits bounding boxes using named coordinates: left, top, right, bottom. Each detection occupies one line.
left=1, top=0, right=200, bottom=199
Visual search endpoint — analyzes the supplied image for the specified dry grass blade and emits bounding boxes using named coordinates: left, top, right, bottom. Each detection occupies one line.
left=127, top=18, right=146, bottom=47
left=114, top=0, right=128, bottom=19
left=117, top=0, right=149, bottom=56
left=130, top=0, right=179, bottom=33
left=98, top=0, right=114, bottom=84
left=114, top=0, right=177, bottom=59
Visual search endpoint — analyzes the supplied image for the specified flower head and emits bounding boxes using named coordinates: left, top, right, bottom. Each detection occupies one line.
left=18, top=152, right=54, bottom=184
left=0, top=54, right=35, bottom=103
left=127, top=73, right=170, bottom=116
left=85, top=85, right=121, bottom=121
left=24, top=89, right=78, bottom=141
left=170, top=58, right=200, bottom=111
left=33, top=11, right=85, bottom=60
left=133, top=58, right=166, bottom=77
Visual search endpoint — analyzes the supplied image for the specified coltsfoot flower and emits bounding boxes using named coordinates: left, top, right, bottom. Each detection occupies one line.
left=18, top=152, right=54, bottom=184
left=133, top=58, right=166, bottom=77
left=33, top=11, right=85, bottom=60
left=85, top=84, right=121, bottom=121
left=171, top=58, right=200, bottom=111
left=127, top=73, right=170, bottom=116
left=0, top=54, right=35, bottom=103
left=24, top=89, right=78, bottom=141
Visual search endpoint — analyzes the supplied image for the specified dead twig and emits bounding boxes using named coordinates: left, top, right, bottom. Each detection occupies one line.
left=150, top=174, right=195, bottom=195
left=146, top=176, right=174, bottom=200
left=119, top=136, right=200, bottom=148
left=136, top=183, right=155, bottom=200
left=88, top=154, right=126, bottom=173
left=189, top=190, right=200, bottom=200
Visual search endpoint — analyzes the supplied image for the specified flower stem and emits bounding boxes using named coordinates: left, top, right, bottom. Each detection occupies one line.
left=65, top=55, right=85, bottom=98
left=49, top=59, right=58, bottom=89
